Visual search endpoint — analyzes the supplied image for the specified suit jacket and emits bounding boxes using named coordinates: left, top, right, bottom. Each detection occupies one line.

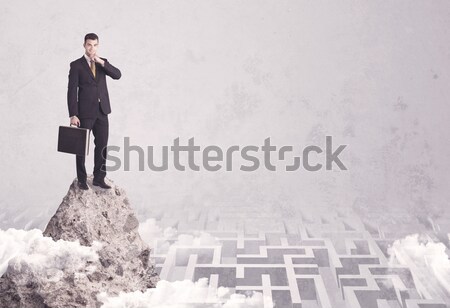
left=67, top=55, right=121, bottom=118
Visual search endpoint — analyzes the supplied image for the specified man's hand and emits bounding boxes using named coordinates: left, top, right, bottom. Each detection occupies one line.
left=70, top=116, right=80, bottom=127
left=92, top=54, right=105, bottom=67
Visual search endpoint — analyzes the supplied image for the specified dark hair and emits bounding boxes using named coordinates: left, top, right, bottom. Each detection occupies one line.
left=84, top=33, right=99, bottom=43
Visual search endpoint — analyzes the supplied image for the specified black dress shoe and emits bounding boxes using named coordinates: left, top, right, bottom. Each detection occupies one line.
left=93, top=179, right=111, bottom=189
left=78, top=181, right=89, bottom=190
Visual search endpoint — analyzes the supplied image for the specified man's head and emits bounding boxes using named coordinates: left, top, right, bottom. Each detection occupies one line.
left=83, top=33, right=99, bottom=58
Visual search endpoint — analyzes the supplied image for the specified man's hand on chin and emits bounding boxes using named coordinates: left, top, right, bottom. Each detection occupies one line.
left=93, top=55, right=105, bottom=67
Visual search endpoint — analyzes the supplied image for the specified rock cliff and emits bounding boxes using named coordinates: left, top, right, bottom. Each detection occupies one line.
left=0, top=176, right=159, bottom=308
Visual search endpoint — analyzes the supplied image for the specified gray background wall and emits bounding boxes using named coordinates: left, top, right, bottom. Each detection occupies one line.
left=1, top=0, right=449, bottom=229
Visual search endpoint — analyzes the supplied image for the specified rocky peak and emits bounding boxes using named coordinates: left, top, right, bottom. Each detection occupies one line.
left=0, top=176, right=159, bottom=308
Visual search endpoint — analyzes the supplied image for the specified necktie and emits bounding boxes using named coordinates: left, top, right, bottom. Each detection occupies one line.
left=90, top=60, right=96, bottom=78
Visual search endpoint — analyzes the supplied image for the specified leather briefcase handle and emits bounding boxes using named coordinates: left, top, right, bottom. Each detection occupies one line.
left=70, top=123, right=80, bottom=128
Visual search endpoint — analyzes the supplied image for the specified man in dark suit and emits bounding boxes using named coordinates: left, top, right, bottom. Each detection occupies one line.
left=67, top=33, right=121, bottom=190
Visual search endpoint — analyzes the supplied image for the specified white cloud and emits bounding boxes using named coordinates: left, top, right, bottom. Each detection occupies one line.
left=173, top=232, right=219, bottom=247
left=0, top=228, right=101, bottom=279
left=139, top=218, right=220, bottom=255
left=0, top=226, right=271, bottom=307
left=139, top=218, right=177, bottom=245
left=139, top=218, right=177, bottom=254
left=388, top=233, right=450, bottom=292
left=98, top=278, right=269, bottom=308
left=0, top=228, right=42, bottom=275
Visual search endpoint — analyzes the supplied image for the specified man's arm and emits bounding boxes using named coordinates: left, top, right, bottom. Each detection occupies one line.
left=67, top=62, right=79, bottom=117
left=99, top=58, right=122, bottom=80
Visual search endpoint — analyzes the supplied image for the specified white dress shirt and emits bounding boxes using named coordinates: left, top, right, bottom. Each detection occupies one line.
left=84, top=54, right=94, bottom=67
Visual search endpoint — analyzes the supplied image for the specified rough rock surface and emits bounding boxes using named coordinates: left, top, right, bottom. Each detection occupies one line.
left=0, top=176, right=159, bottom=308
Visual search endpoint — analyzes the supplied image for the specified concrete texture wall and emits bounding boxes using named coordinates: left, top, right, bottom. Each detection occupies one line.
left=0, top=0, right=449, bottom=229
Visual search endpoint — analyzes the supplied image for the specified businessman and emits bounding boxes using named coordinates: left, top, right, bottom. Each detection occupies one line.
left=67, top=33, right=121, bottom=190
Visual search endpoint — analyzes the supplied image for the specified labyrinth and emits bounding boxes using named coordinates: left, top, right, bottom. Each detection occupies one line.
left=148, top=202, right=450, bottom=308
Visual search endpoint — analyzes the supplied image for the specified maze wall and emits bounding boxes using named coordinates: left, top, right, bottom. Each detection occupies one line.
left=148, top=203, right=450, bottom=308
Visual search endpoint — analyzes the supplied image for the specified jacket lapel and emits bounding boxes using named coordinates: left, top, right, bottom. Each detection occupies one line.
left=80, top=55, right=96, bottom=81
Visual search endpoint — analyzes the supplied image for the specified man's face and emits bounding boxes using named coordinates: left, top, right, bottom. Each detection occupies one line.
left=83, top=39, right=98, bottom=58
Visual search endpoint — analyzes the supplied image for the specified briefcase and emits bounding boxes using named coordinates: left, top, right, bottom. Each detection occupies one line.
left=57, top=125, right=90, bottom=156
